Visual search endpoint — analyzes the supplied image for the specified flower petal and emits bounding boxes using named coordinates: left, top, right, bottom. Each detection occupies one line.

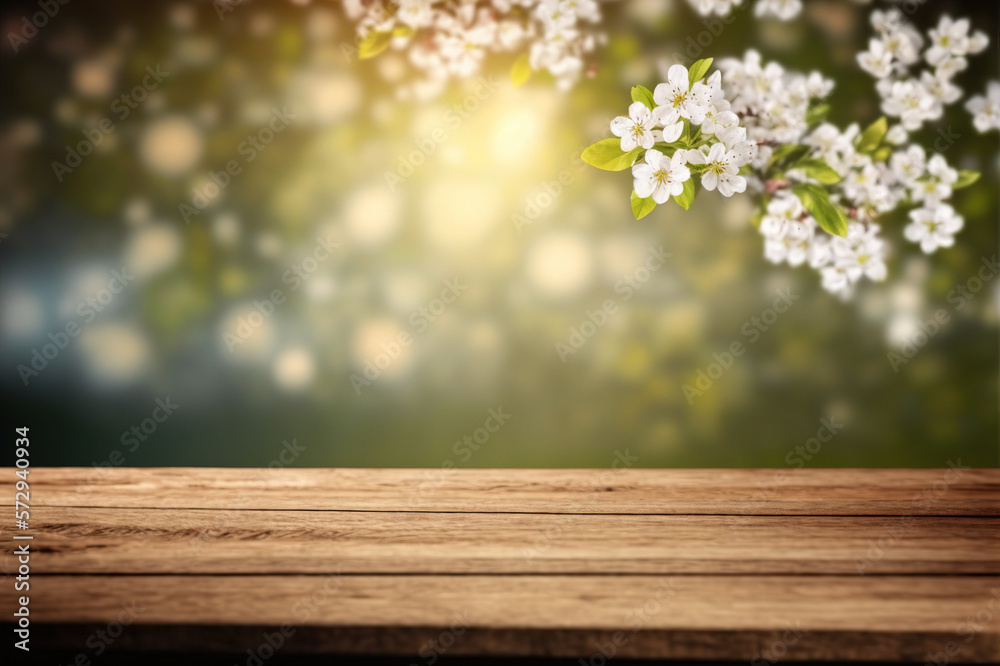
left=634, top=175, right=655, bottom=199
left=701, top=170, right=718, bottom=191
left=629, top=101, right=651, bottom=124
left=610, top=116, right=629, bottom=137
left=667, top=64, right=689, bottom=91
left=660, top=121, right=683, bottom=143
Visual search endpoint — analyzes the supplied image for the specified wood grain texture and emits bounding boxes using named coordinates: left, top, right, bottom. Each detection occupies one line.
left=9, top=506, right=998, bottom=574
left=24, top=624, right=1000, bottom=663
left=1, top=467, right=997, bottom=662
left=3, top=467, right=996, bottom=514
left=6, top=575, right=1000, bottom=661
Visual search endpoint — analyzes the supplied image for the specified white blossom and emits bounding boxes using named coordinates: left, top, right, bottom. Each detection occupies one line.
left=881, top=79, right=934, bottom=131
left=654, top=65, right=709, bottom=123
left=686, top=143, right=747, bottom=197
left=686, top=0, right=801, bottom=20
left=344, top=0, right=604, bottom=99
left=830, top=222, right=888, bottom=285
left=860, top=11, right=989, bottom=133
left=965, top=81, right=1000, bottom=132
left=610, top=102, right=662, bottom=151
left=632, top=149, right=691, bottom=204
left=905, top=204, right=963, bottom=254
left=599, top=17, right=985, bottom=304
left=885, top=124, right=908, bottom=146
left=925, top=16, right=988, bottom=67
left=687, top=0, right=742, bottom=17
left=858, top=38, right=894, bottom=79
left=889, top=144, right=925, bottom=186
left=909, top=155, right=956, bottom=206
left=754, top=0, right=802, bottom=21
left=718, top=50, right=832, bottom=168
left=397, top=0, right=435, bottom=29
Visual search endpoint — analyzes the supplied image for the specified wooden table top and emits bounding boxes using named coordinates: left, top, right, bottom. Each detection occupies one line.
left=2, top=467, right=998, bottom=662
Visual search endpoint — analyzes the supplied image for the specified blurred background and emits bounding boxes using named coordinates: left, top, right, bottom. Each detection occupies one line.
left=0, top=0, right=997, bottom=469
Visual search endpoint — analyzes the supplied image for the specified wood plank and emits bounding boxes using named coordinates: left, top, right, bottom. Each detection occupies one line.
left=4, top=575, right=998, bottom=662
left=25, top=624, right=1000, bottom=663
left=3, top=467, right=995, bottom=660
left=10, top=506, right=998, bottom=575
left=3, top=467, right=996, bottom=515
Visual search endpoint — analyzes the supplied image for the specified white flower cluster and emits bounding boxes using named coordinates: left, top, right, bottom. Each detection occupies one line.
left=857, top=11, right=989, bottom=131
left=610, top=64, right=755, bottom=203
left=965, top=81, right=1000, bottom=133
left=716, top=50, right=834, bottom=168
left=344, top=0, right=603, bottom=100
left=758, top=179, right=891, bottom=301
left=718, top=50, right=969, bottom=300
left=687, top=0, right=801, bottom=21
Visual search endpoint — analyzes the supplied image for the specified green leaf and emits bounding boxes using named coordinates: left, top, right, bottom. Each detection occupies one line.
left=873, top=146, right=893, bottom=163
left=673, top=178, right=696, bottom=211
left=768, top=143, right=809, bottom=169
left=855, top=117, right=888, bottom=154
left=631, top=84, right=655, bottom=110
left=652, top=141, right=684, bottom=154
left=805, top=102, right=830, bottom=126
left=630, top=190, right=657, bottom=220
left=954, top=170, right=981, bottom=189
left=794, top=157, right=843, bottom=185
left=511, top=54, right=532, bottom=88
left=688, top=58, right=713, bottom=87
left=581, top=138, right=643, bottom=172
left=792, top=183, right=848, bottom=237
left=680, top=118, right=692, bottom=146
left=358, top=31, right=392, bottom=59
left=392, top=25, right=415, bottom=39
